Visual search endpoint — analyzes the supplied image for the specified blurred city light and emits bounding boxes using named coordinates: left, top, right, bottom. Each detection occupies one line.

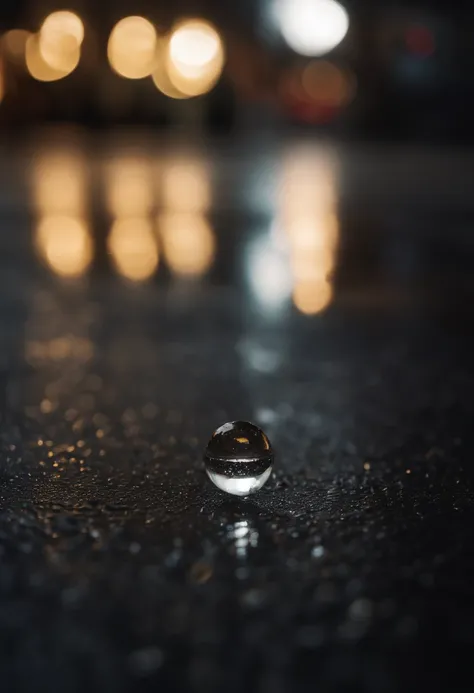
left=26, top=33, right=78, bottom=81
left=32, top=150, right=92, bottom=279
left=106, top=157, right=154, bottom=217
left=302, top=60, right=354, bottom=107
left=2, top=29, right=31, bottom=65
left=162, top=161, right=211, bottom=212
left=280, top=59, right=355, bottom=123
left=151, top=49, right=187, bottom=99
left=39, top=11, right=84, bottom=71
left=32, top=152, right=86, bottom=215
left=405, top=24, right=436, bottom=59
left=246, top=234, right=292, bottom=314
left=280, top=149, right=339, bottom=314
left=160, top=212, right=214, bottom=277
left=108, top=16, right=157, bottom=80
left=276, top=0, right=349, bottom=56
left=36, top=216, right=92, bottom=277
left=166, top=19, right=225, bottom=97
left=108, top=218, right=158, bottom=281
left=293, top=279, right=333, bottom=314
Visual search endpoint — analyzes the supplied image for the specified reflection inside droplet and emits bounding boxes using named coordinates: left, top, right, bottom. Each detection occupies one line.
left=206, top=468, right=272, bottom=496
left=204, top=421, right=273, bottom=496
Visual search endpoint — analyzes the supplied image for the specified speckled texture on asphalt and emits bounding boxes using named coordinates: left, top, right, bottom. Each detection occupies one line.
left=1, top=280, right=474, bottom=693
left=2, top=139, right=474, bottom=693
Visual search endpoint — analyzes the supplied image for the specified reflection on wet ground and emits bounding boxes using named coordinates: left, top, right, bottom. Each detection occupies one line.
left=3, top=132, right=471, bottom=315
left=2, top=132, right=474, bottom=692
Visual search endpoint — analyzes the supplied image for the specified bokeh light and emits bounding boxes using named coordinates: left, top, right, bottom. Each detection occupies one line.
left=280, top=149, right=339, bottom=315
left=151, top=48, right=187, bottom=99
left=246, top=234, right=293, bottom=314
left=36, top=216, right=92, bottom=277
left=166, top=19, right=225, bottom=97
left=2, top=29, right=31, bottom=65
left=108, top=218, right=159, bottom=281
left=26, top=33, right=78, bottom=81
left=293, top=280, right=333, bottom=314
left=39, top=11, right=84, bottom=71
left=289, top=212, right=338, bottom=314
left=162, top=161, right=211, bottom=212
left=405, top=24, right=435, bottom=59
left=277, top=0, right=349, bottom=56
left=108, top=16, right=157, bottom=80
left=106, top=157, right=154, bottom=217
left=160, top=212, right=215, bottom=277
left=302, top=60, right=355, bottom=107
left=32, top=152, right=86, bottom=215
left=32, top=150, right=92, bottom=279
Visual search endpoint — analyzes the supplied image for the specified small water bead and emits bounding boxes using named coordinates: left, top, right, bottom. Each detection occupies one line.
left=204, top=421, right=274, bottom=496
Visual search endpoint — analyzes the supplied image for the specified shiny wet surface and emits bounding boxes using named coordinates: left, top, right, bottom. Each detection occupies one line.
left=1, top=131, right=474, bottom=692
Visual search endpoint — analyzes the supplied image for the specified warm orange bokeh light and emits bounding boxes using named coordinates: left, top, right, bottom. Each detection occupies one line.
left=36, top=216, right=92, bottom=277
left=39, top=11, right=84, bottom=72
left=160, top=212, right=215, bottom=277
left=32, top=150, right=91, bottom=279
left=293, top=280, right=333, bottom=315
left=106, top=157, right=154, bottom=217
left=162, top=161, right=211, bottom=212
left=108, top=16, right=157, bottom=79
left=302, top=60, right=355, bottom=107
left=2, top=29, right=31, bottom=65
left=26, top=33, right=78, bottom=81
left=281, top=149, right=339, bottom=315
left=108, top=218, right=159, bottom=281
left=32, top=152, right=86, bottom=215
left=166, top=19, right=225, bottom=97
left=151, top=48, right=187, bottom=99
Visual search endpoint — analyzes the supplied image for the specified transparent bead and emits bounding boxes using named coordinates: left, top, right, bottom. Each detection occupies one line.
left=204, top=421, right=274, bottom=496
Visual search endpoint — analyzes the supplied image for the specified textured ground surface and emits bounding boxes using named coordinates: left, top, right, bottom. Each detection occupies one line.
left=1, top=134, right=474, bottom=692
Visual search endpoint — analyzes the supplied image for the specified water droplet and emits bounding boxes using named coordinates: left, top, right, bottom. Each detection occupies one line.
left=203, top=420, right=274, bottom=496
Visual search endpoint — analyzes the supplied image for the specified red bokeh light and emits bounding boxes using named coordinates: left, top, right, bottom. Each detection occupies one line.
left=405, top=25, right=435, bottom=59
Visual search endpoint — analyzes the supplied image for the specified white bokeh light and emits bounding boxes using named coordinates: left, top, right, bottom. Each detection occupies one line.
left=246, top=233, right=293, bottom=315
left=276, top=0, right=349, bottom=56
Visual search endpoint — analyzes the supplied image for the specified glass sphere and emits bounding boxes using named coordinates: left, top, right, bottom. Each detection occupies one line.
left=204, top=421, right=274, bottom=496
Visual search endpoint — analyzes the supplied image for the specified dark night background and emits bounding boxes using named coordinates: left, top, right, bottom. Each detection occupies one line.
left=1, top=1, right=474, bottom=692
